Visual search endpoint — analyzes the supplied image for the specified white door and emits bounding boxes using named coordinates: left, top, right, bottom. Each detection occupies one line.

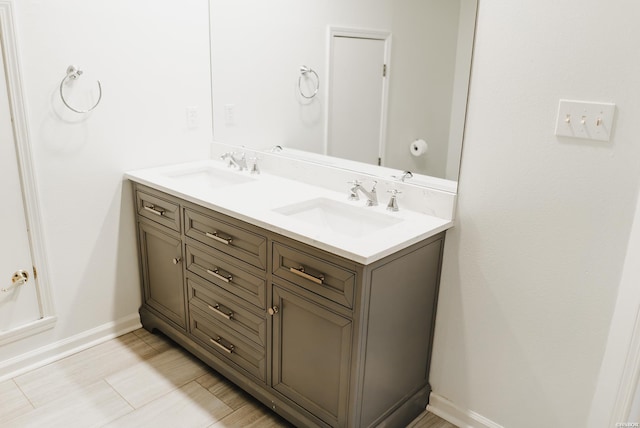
left=327, top=34, right=388, bottom=165
left=0, top=42, right=41, bottom=332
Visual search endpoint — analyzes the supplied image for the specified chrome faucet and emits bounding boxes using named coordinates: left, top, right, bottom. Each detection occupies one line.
left=348, top=180, right=378, bottom=206
left=221, top=152, right=248, bottom=171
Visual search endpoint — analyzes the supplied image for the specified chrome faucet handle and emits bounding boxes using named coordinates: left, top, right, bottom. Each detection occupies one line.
left=386, top=189, right=402, bottom=212
left=365, top=181, right=378, bottom=206
left=347, top=179, right=362, bottom=200
left=249, top=156, right=260, bottom=175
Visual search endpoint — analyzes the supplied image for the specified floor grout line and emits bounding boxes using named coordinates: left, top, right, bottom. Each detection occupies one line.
left=103, top=377, right=137, bottom=411
left=10, top=378, right=35, bottom=409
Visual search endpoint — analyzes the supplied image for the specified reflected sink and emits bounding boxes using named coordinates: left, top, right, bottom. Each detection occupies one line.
left=165, top=166, right=255, bottom=189
left=273, top=198, right=402, bottom=238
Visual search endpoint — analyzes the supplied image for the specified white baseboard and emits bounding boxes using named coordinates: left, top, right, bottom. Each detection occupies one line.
left=0, top=313, right=141, bottom=382
left=0, top=316, right=57, bottom=347
left=427, top=392, right=504, bottom=428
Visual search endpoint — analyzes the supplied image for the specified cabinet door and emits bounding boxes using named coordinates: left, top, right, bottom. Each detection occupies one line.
left=138, top=221, right=186, bottom=329
left=272, top=284, right=352, bottom=427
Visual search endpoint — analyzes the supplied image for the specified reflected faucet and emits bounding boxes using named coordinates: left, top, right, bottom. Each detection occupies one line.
left=221, top=152, right=248, bottom=171
left=392, top=170, right=413, bottom=182
left=348, top=180, right=378, bottom=206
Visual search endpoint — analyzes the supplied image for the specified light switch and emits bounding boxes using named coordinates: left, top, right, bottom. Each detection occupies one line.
left=555, top=99, right=615, bottom=141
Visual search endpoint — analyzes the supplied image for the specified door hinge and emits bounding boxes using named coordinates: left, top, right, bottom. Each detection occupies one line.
left=382, top=64, right=387, bottom=77
left=378, top=157, right=382, bottom=166
left=33, top=266, right=38, bottom=280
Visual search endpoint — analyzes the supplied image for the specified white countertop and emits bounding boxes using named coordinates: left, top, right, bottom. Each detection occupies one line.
left=125, top=160, right=453, bottom=265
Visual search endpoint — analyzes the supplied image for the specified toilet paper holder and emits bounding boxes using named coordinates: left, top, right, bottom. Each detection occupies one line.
left=410, top=139, right=428, bottom=157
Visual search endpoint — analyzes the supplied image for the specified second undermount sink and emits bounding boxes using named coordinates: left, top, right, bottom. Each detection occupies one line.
left=165, top=166, right=256, bottom=189
left=273, top=197, right=402, bottom=238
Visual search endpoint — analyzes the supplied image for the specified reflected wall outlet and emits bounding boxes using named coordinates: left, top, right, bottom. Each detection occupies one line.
left=555, top=99, right=615, bottom=141
left=224, top=104, right=235, bottom=126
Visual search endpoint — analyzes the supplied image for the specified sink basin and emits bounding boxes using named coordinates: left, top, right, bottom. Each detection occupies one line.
left=165, top=166, right=255, bottom=189
left=273, top=198, right=402, bottom=238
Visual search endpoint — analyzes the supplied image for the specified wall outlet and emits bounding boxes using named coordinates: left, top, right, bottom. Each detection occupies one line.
left=554, top=99, right=615, bottom=141
left=186, top=106, right=199, bottom=129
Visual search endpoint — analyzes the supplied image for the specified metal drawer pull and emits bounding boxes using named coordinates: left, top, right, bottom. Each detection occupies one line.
left=210, top=337, right=234, bottom=354
left=206, top=268, right=233, bottom=283
left=289, top=266, right=325, bottom=285
left=143, top=205, right=165, bottom=216
left=205, top=231, right=233, bottom=245
left=208, top=303, right=234, bottom=320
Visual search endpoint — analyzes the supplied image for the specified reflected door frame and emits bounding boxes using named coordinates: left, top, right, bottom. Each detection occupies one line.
left=0, top=1, right=56, bottom=347
left=324, top=27, right=391, bottom=166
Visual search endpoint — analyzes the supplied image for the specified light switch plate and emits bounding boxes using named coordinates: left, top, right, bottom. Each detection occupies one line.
left=554, top=99, right=615, bottom=141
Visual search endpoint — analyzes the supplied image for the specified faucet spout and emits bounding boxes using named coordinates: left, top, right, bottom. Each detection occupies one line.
left=221, top=152, right=248, bottom=171
left=348, top=180, right=378, bottom=206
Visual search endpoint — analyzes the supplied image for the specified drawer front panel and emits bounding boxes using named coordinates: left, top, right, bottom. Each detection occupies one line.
left=185, top=242, right=266, bottom=309
left=187, top=276, right=266, bottom=347
left=190, top=307, right=266, bottom=382
left=184, top=208, right=267, bottom=270
left=136, top=187, right=180, bottom=231
left=272, top=243, right=356, bottom=308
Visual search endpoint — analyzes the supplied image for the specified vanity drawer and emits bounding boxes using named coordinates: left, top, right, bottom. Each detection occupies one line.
left=272, top=242, right=356, bottom=309
left=190, top=306, right=266, bottom=382
left=184, top=208, right=267, bottom=270
left=185, top=240, right=266, bottom=309
left=135, top=186, right=181, bottom=231
left=187, top=276, right=266, bottom=347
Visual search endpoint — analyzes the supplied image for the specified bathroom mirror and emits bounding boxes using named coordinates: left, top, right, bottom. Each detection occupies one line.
left=209, top=0, right=477, bottom=190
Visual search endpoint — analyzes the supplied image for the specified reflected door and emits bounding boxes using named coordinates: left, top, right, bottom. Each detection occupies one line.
left=327, top=33, right=388, bottom=165
left=0, top=44, right=41, bottom=333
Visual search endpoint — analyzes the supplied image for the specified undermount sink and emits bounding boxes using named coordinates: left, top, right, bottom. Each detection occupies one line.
left=165, top=166, right=255, bottom=189
left=273, top=197, right=402, bottom=238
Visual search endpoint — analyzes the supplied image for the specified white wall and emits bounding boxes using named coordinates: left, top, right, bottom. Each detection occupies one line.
left=1, top=0, right=211, bottom=366
left=430, top=0, right=640, bottom=427
left=588, top=178, right=640, bottom=426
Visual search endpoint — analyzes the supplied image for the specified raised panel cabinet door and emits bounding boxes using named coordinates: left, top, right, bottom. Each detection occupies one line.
left=138, top=221, right=186, bottom=329
left=271, top=284, right=352, bottom=427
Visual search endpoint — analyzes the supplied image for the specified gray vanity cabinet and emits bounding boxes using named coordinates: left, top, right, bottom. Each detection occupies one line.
left=132, top=183, right=445, bottom=428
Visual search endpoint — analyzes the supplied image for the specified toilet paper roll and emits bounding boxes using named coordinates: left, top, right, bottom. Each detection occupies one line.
left=410, top=139, right=428, bottom=157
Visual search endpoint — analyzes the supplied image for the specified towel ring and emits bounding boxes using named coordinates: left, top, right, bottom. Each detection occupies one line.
left=59, top=65, right=102, bottom=113
left=298, top=65, right=319, bottom=99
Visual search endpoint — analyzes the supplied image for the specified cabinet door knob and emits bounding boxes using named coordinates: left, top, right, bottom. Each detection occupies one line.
left=172, top=257, right=182, bottom=265
left=268, top=306, right=279, bottom=316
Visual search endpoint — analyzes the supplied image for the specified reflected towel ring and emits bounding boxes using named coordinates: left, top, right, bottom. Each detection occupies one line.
left=298, top=65, right=319, bottom=99
left=59, top=65, right=102, bottom=113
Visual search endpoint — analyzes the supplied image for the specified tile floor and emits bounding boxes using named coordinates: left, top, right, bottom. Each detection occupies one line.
left=0, top=329, right=456, bottom=428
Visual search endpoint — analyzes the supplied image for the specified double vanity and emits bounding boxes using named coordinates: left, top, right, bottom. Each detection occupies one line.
left=126, top=155, right=454, bottom=427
